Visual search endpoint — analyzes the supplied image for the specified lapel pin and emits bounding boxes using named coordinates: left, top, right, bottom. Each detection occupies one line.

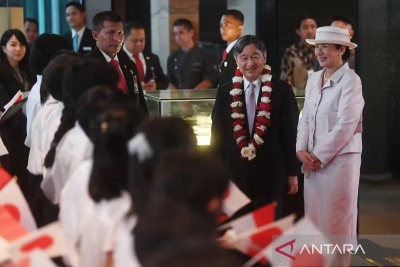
left=146, top=56, right=150, bottom=60
left=224, top=62, right=228, bottom=67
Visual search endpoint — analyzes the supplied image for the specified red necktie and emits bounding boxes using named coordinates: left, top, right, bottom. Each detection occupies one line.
left=133, top=54, right=146, bottom=83
left=222, top=50, right=228, bottom=61
left=109, top=59, right=127, bottom=93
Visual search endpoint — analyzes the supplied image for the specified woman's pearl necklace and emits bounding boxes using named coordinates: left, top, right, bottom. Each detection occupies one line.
left=323, top=72, right=331, bottom=80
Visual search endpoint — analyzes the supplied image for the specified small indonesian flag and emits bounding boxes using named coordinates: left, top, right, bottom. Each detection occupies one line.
left=219, top=202, right=276, bottom=234
left=3, top=250, right=56, bottom=267
left=0, top=178, right=37, bottom=231
left=222, top=181, right=251, bottom=217
left=8, top=222, right=68, bottom=262
left=244, top=216, right=335, bottom=267
left=229, top=214, right=295, bottom=262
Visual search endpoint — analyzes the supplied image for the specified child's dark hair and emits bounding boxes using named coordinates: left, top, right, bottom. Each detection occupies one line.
left=151, top=150, right=230, bottom=214
left=40, top=51, right=82, bottom=104
left=85, top=89, right=145, bottom=202
left=127, top=117, right=197, bottom=215
left=44, top=58, right=119, bottom=168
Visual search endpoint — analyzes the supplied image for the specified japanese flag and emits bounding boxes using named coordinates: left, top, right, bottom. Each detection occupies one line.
left=8, top=222, right=68, bottom=262
left=244, top=216, right=335, bottom=267
left=0, top=178, right=37, bottom=231
left=0, top=206, right=29, bottom=265
left=222, top=181, right=251, bottom=217
left=3, top=250, right=56, bottom=267
left=229, top=214, right=296, bottom=261
left=219, top=202, right=276, bottom=234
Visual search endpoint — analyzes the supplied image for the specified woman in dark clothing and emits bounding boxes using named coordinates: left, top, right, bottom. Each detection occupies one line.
left=0, top=29, right=35, bottom=198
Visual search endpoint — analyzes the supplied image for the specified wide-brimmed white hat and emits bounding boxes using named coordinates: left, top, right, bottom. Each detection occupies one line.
left=306, top=26, right=357, bottom=49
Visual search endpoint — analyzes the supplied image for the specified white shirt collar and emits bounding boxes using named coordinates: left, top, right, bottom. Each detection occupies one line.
left=123, top=45, right=143, bottom=60
left=243, top=76, right=262, bottom=92
left=99, top=49, right=119, bottom=63
left=226, top=39, right=239, bottom=53
left=71, top=26, right=86, bottom=38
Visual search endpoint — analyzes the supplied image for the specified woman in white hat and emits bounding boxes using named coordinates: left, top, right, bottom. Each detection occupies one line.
left=296, top=26, right=364, bottom=266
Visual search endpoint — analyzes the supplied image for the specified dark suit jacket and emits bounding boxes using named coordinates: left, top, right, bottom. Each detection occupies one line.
left=210, top=77, right=301, bottom=210
left=142, top=51, right=169, bottom=90
left=63, top=27, right=96, bottom=56
left=85, top=47, right=149, bottom=114
left=213, top=50, right=237, bottom=88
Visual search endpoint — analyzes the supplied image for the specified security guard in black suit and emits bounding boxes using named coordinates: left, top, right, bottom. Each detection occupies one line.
left=63, top=1, right=96, bottom=56
left=86, top=11, right=148, bottom=114
left=122, top=21, right=169, bottom=90
left=214, top=10, right=244, bottom=88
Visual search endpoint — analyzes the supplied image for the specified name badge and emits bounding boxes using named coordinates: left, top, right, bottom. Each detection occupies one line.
left=83, top=46, right=92, bottom=51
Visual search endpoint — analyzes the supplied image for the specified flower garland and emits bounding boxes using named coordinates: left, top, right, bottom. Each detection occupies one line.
left=230, top=65, right=273, bottom=161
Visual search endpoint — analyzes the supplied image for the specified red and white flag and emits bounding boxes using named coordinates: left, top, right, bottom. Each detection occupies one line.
left=0, top=206, right=29, bottom=265
left=222, top=181, right=251, bottom=217
left=244, top=216, right=335, bottom=267
left=0, top=178, right=37, bottom=231
left=219, top=202, right=276, bottom=234
left=8, top=222, right=68, bottom=262
left=3, top=250, right=56, bottom=267
left=229, top=214, right=295, bottom=259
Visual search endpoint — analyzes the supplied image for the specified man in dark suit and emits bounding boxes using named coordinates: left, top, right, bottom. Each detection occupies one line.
left=214, top=10, right=244, bottom=88
left=63, top=1, right=96, bottom=56
left=122, top=21, right=169, bottom=90
left=85, top=11, right=148, bottom=114
left=211, top=35, right=301, bottom=218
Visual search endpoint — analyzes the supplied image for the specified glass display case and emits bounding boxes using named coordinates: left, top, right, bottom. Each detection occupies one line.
left=144, top=89, right=305, bottom=146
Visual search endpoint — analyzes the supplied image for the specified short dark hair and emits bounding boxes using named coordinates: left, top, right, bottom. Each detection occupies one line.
left=123, top=21, right=145, bottom=37
left=297, top=16, right=316, bottom=29
left=24, top=18, right=38, bottom=28
left=41, top=52, right=82, bottom=103
left=92, top=11, right=123, bottom=32
left=223, top=9, right=244, bottom=25
left=0, top=29, right=29, bottom=69
left=65, top=1, right=85, bottom=12
left=334, top=44, right=351, bottom=61
left=232, top=34, right=267, bottom=58
left=29, top=33, right=73, bottom=75
left=172, top=18, right=193, bottom=31
left=331, top=15, right=354, bottom=30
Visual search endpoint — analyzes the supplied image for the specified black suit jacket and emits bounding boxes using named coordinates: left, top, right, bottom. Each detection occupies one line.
left=63, top=27, right=96, bottom=56
left=142, top=51, right=169, bottom=90
left=210, top=77, right=301, bottom=209
left=85, top=47, right=149, bottom=114
left=213, top=50, right=237, bottom=88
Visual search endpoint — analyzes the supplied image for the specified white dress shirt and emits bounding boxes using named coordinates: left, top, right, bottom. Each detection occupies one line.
left=114, top=215, right=140, bottom=267
left=296, top=63, right=364, bottom=166
left=59, top=159, right=93, bottom=267
left=79, top=192, right=132, bottom=267
left=123, top=45, right=146, bottom=76
left=27, top=96, right=59, bottom=175
left=25, top=75, right=42, bottom=147
left=225, top=39, right=238, bottom=54
left=71, top=26, right=86, bottom=49
left=41, top=122, right=93, bottom=204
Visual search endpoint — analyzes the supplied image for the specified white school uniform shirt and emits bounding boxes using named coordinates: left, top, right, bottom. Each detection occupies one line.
left=296, top=62, right=364, bottom=166
left=114, top=215, right=140, bottom=267
left=25, top=75, right=42, bottom=147
left=59, top=159, right=93, bottom=267
left=27, top=96, right=61, bottom=175
left=41, top=121, right=93, bottom=204
left=79, top=192, right=132, bottom=267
